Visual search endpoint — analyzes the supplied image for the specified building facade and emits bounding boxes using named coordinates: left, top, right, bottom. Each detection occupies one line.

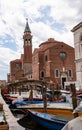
left=71, top=22, right=82, bottom=89
left=32, top=38, right=76, bottom=88
left=10, top=59, right=23, bottom=82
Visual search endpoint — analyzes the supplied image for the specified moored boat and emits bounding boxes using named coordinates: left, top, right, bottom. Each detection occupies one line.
left=17, top=102, right=73, bottom=116
left=27, top=109, right=72, bottom=130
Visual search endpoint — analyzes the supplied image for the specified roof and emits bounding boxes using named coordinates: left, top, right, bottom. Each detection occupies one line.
left=39, top=38, right=73, bottom=51
left=32, top=48, right=39, bottom=55
left=24, top=19, right=31, bottom=33
left=10, top=59, right=22, bottom=63
left=39, top=38, right=58, bottom=47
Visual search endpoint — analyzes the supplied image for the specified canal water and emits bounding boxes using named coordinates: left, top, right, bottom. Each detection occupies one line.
left=13, top=112, right=48, bottom=130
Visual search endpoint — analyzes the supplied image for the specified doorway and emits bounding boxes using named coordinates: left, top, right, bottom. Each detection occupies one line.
left=62, top=77, right=66, bottom=89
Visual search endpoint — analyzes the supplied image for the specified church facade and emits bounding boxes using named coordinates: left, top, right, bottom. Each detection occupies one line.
left=32, top=38, right=76, bottom=88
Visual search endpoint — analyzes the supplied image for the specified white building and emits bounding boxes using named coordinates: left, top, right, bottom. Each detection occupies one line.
left=71, top=22, right=82, bottom=89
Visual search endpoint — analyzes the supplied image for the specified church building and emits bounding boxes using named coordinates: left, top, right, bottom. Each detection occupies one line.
left=8, top=20, right=76, bottom=88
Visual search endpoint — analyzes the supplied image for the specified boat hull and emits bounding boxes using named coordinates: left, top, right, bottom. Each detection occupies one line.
left=28, top=110, right=67, bottom=130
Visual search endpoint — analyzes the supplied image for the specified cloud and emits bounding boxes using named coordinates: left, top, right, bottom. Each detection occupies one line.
left=0, top=47, right=20, bottom=80
left=0, top=0, right=81, bottom=80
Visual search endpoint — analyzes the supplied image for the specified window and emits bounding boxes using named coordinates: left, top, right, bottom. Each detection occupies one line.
left=25, top=39, right=27, bottom=42
left=45, top=55, right=48, bottom=61
left=80, top=34, right=82, bottom=41
left=55, top=69, right=60, bottom=78
left=60, top=52, right=66, bottom=60
left=68, top=70, right=72, bottom=77
left=28, top=39, right=31, bottom=45
left=40, top=71, right=45, bottom=78
left=34, top=57, right=37, bottom=63
left=16, top=63, right=20, bottom=69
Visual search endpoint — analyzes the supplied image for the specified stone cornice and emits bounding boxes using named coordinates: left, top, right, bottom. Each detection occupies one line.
left=71, top=22, right=82, bottom=32
left=75, top=58, right=82, bottom=62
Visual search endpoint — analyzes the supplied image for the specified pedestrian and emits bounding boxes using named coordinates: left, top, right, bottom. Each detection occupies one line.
left=62, top=102, right=82, bottom=130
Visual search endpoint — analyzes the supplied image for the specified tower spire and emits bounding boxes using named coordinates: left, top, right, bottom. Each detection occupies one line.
left=24, top=18, right=31, bottom=33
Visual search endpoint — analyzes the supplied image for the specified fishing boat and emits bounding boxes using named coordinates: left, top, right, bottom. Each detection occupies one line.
left=27, top=109, right=73, bottom=130
left=9, top=99, right=43, bottom=109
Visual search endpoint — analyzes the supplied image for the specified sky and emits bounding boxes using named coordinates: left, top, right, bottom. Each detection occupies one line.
left=0, top=0, right=82, bottom=81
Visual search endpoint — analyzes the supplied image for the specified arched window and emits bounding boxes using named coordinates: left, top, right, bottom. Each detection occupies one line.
left=45, top=55, right=48, bottom=61
left=40, top=71, right=45, bottom=78
left=68, top=69, right=73, bottom=77
left=55, top=69, right=60, bottom=78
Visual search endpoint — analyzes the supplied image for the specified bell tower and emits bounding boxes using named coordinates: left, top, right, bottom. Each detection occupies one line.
left=23, top=19, right=32, bottom=77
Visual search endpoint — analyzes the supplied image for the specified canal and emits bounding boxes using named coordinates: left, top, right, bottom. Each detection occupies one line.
left=12, top=111, right=48, bottom=130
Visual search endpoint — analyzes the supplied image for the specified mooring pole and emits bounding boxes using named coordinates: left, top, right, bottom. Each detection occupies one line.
left=70, top=84, right=78, bottom=118
left=29, top=85, right=33, bottom=103
left=42, top=80, right=47, bottom=113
